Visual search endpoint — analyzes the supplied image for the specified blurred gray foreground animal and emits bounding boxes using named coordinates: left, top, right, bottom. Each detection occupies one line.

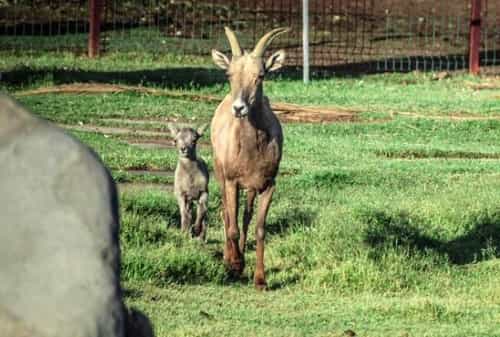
left=210, top=27, right=289, bottom=289
left=169, top=124, right=209, bottom=241
left=0, top=93, right=153, bottom=337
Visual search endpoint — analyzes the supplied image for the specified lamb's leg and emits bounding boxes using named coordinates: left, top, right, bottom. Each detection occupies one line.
left=240, top=189, right=256, bottom=253
left=193, top=191, right=208, bottom=241
left=178, top=196, right=192, bottom=233
left=254, top=183, right=275, bottom=290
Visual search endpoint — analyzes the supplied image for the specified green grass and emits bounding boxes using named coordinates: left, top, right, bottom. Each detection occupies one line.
left=266, top=75, right=500, bottom=115
left=2, top=51, right=500, bottom=336
left=70, top=131, right=179, bottom=172
left=16, top=93, right=216, bottom=124
left=123, top=277, right=500, bottom=337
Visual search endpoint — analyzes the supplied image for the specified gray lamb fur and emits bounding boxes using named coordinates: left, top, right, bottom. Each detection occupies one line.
left=169, top=124, right=209, bottom=240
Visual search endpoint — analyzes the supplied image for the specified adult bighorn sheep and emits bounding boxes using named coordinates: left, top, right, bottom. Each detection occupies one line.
left=211, top=26, right=289, bottom=289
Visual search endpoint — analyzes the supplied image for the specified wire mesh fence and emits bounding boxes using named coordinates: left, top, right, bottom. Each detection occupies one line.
left=1, top=0, right=499, bottom=74
left=0, top=0, right=89, bottom=53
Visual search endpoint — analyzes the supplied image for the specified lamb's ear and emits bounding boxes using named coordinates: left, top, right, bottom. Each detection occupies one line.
left=168, top=124, right=179, bottom=138
left=196, top=123, right=209, bottom=138
left=212, top=49, right=230, bottom=70
left=265, top=49, right=286, bottom=73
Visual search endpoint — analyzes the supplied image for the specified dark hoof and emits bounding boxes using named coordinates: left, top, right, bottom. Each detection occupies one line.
left=194, top=234, right=206, bottom=243
left=254, top=278, right=268, bottom=291
left=230, top=258, right=245, bottom=274
left=224, top=257, right=245, bottom=278
left=226, top=269, right=242, bottom=281
left=192, top=226, right=203, bottom=238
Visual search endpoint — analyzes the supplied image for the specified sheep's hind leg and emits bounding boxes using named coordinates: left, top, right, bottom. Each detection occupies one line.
left=193, top=192, right=208, bottom=241
left=178, top=196, right=192, bottom=234
left=254, top=183, right=275, bottom=290
left=240, top=189, right=256, bottom=254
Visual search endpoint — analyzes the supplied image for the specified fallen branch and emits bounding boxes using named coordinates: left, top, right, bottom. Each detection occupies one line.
left=465, top=80, right=500, bottom=90
left=394, top=111, right=500, bottom=121
left=17, top=83, right=222, bottom=102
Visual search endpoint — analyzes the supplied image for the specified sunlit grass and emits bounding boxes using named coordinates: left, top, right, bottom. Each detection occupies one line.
left=2, top=51, right=500, bottom=336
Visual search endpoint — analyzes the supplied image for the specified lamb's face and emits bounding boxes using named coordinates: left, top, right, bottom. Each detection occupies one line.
left=173, top=128, right=200, bottom=159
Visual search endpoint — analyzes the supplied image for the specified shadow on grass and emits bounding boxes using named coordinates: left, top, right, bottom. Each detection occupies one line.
left=292, top=171, right=360, bottom=190
left=217, top=266, right=300, bottom=291
left=202, top=206, right=313, bottom=289
left=265, top=267, right=302, bottom=290
left=2, top=66, right=227, bottom=89
left=266, top=207, right=317, bottom=236
left=239, top=206, right=316, bottom=253
left=294, top=49, right=500, bottom=76
left=3, top=49, right=499, bottom=89
left=361, top=209, right=500, bottom=264
left=122, top=287, right=144, bottom=299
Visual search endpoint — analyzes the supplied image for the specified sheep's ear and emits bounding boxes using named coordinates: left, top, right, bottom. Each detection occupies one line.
left=265, top=49, right=286, bottom=73
left=212, top=49, right=230, bottom=70
left=168, top=124, right=179, bottom=138
left=196, top=123, right=209, bottom=138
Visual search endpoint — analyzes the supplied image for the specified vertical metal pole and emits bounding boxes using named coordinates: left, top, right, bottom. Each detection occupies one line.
left=88, top=0, right=103, bottom=58
left=468, top=0, right=481, bottom=74
left=302, top=0, right=310, bottom=84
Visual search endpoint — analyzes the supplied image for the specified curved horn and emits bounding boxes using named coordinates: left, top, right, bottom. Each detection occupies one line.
left=251, top=27, right=291, bottom=57
left=224, top=26, right=242, bottom=57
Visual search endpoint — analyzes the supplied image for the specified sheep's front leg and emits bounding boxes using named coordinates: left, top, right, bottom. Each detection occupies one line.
left=193, top=191, right=208, bottom=241
left=178, top=195, right=192, bottom=233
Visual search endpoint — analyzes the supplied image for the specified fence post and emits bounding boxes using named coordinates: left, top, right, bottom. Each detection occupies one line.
left=302, top=0, right=310, bottom=84
left=88, top=0, right=103, bottom=58
left=468, top=0, right=481, bottom=74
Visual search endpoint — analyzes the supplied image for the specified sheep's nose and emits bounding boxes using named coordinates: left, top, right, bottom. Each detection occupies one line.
left=232, top=103, right=248, bottom=117
left=233, top=104, right=244, bottom=113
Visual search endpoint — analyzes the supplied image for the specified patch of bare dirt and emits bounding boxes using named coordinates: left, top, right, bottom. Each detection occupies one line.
left=271, top=102, right=361, bottom=124
left=17, top=83, right=222, bottom=102
left=125, top=169, right=174, bottom=177
left=275, top=108, right=358, bottom=123
left=118, top=182, right=173, bottom=193
left=394, top=112, right=500, bottom=121
left=102, top=117, right=168, bottom=126
left=126, top=139, right=176, bottom=150
left=60, top=122, right=213, bottom=149
left=465, top=78, right=500, bottom=90
left=44, top=82, right=497, bottom=125
left=99, top=118, right=212, bottom=140
left=60, top=124, right=170, bottom=137
left=124, top=137, right=210, bottom=150
left=100, top=117, right=203, bottom=125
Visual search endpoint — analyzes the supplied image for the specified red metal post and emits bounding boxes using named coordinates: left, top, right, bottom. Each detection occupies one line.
left=88, top=0, right=103, bottom=58
left=468, top=0, right=481, bottom=74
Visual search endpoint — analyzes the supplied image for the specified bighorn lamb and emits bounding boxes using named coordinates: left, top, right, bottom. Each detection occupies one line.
left=169, top=124, right=209, bottom=241
left=211, top=27, right=289, bottom=289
